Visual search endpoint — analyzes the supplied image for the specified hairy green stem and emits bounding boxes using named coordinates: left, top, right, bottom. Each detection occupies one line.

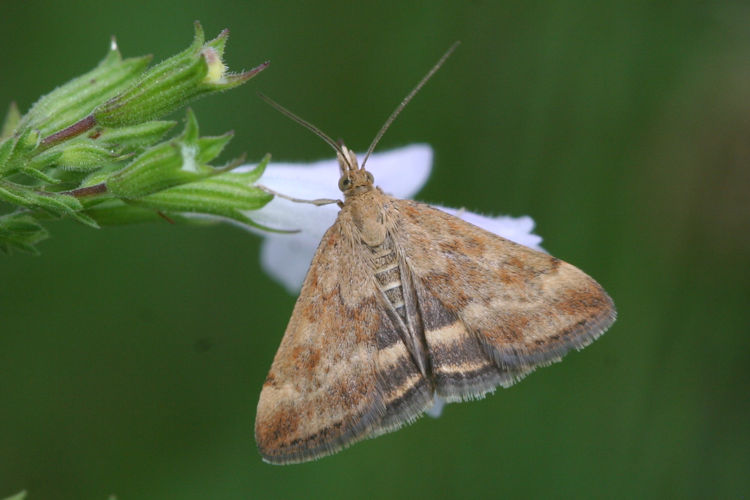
left=40, top=115, right=97, bottom=149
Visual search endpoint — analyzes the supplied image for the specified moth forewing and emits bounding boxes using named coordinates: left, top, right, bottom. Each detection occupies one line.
left=255, top=192, right=437, bottom=465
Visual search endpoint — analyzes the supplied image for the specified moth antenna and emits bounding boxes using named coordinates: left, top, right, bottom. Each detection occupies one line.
left=257, top=92, right=354, bottom=171
left=360, top=41, right=461, bottom=170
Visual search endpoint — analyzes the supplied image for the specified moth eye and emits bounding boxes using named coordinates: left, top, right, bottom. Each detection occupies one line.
left=365, top=172, right=374, bottom=183
left=338, top=177, right=352, bottom=191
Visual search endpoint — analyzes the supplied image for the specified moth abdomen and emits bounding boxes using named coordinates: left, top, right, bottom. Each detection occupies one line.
left=371, top=241, right=408, bottom=320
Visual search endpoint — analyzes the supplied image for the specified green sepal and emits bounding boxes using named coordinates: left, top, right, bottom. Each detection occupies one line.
left=56, top=141, right=117, bottom=172
left=205, top=28, right=228, bottom=57
left=80, top=164, right=122, bottom=188
left=19, top=166, right=62, bottom=185
left=0, top=182, right=99, bottom=228
left=0, top=184, right=30, bottom=206
left=132, top=169, right=273, bottom=224
left=96, top=120, right=176, bottom=152
left=233, top=153, right=269, bottom=184
left=22, top=139, right=116, bottom=183
left=0, top=128, right=41, bottom=175
left=196, top=132, right=233, bottom=165
left=68, top=211, right=100, bottom=228
left=20, top=47, right=152, bottom=137
left=29, top=138, right=117, bottom=172
left=182, top=107, right=200, bottom=143
left=107, top=142, right=184, bottom=198
left=29, top=191, right=100, bottom=228
left=106, top=140, right=204, bottom=198
left=18, top=190, right=79, bottom=215
left=1, top=102, right=21, bottom=139
left=0, top=137, right=14, bottom=171
left=178, top=109, right=233, bottom=165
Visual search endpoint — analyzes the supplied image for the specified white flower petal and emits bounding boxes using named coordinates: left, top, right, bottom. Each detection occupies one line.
left=437, top=208, right=544, bottom=252
left=361, top=144, right=433, bottom=198
left=260, top=232, right=325, bottom=293
left=251, top=142, right=433, bottom=199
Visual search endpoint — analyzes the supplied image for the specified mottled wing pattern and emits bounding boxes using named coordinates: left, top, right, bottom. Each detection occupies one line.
left=389, top=198, right=616, bottom=402
left=255, top=215, right=433, bottom=465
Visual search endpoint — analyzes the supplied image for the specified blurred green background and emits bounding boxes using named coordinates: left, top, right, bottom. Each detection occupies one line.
left=1, top=1, right=748, bottom=498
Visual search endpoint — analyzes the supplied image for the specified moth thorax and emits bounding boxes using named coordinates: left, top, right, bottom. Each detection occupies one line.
left=352, top=201, right=386, bottom=247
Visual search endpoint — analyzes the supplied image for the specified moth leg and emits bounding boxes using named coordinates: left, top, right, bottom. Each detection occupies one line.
left=257, top=184, right=342, bottom=207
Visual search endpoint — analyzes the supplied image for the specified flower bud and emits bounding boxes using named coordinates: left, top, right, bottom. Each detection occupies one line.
left=20, top=45, right=150, bottom=137
left=94, top=22, right=267, bottom=127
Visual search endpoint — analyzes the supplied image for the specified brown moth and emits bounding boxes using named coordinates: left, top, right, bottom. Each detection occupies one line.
left=255, top=45, right=616, bottom=465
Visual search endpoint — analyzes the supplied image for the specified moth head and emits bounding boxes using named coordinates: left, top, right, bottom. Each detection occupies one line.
left=337, top=144, right=374, bottom=195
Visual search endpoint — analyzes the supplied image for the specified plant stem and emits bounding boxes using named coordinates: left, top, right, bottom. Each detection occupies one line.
left=40, top=115, right=97, bottom=149
left=65, top=182, right=108, bottom=198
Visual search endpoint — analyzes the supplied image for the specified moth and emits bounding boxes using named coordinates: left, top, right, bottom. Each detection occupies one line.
left=255, top=44, right=616, bottom=465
